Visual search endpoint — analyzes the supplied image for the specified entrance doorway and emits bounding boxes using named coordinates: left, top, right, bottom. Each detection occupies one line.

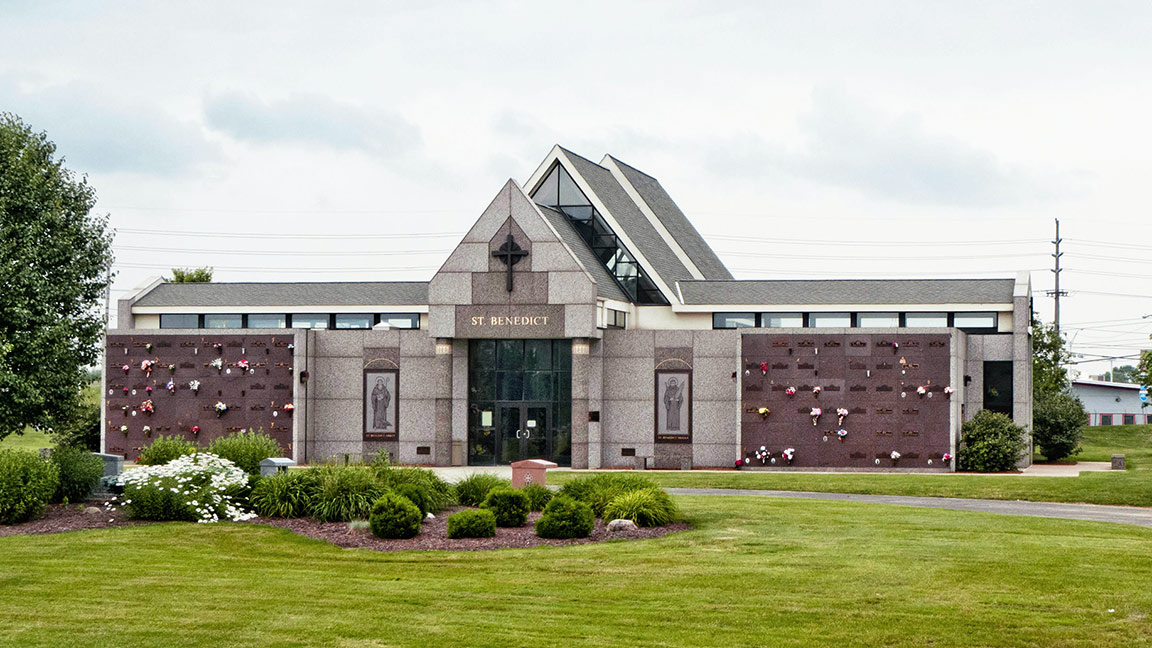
left=468, top=339, right=571, bottom=466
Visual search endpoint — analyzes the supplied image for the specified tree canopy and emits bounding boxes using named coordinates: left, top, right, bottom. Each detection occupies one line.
left=0, top=113, right=114, bottom=439
left=1103, top=365, right=1140, bottom=384
left=167, top=267, right=213, bottom=283
left=1031, top=320, right=1070, bottom=398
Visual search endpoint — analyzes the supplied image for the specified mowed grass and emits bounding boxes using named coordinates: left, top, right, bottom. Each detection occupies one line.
left=0, top=428, right=52, bottom=452
left=2, top=496, right=1152, bottom=647
left=553, top=425, right=1152, bottom=507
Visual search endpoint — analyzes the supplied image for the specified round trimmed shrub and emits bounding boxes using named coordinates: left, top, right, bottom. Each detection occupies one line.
left=454, top=473, right=511, bottom=507
left=310, top=466, right=386, bottom=522
left=557, top=473, right=660, bottom=518
left=250, top=469, right=318, bottom=518
left=138, top=435, right=200, bottom=466
left=521, top=482, right=553, bottom=511
left=481, top=486, right=530, bottom=527
left=395, top=483, right=430, bottom=517
left=535, top=496, right=594, bottom=539
left=376, top=466, right=456, bottom=513
left=49, top=446, right=103, bottom=503
left=958, top=409, right=1027, bottom=472
left=603, top=488, right=677, bottom=527
left=0, top=450, right=60, bottom=525
left=207, top=430, right=283, bottom=475
left=447, top=508, right=496, bottom=539
left=369, top=493, right=422, bottom=539
left=1033, top=391, right=1088, bottom=461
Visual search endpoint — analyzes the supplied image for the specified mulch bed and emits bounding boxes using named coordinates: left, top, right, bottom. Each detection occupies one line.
left=1, top=503, right=690, bottom=552
left=252, top=507, right=690, bottom=552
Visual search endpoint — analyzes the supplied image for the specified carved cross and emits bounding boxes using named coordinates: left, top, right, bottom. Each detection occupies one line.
left=491, top=233, right=529, bottom=292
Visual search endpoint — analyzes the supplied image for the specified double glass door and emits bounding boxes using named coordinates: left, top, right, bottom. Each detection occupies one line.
left=498, top=403, right=551, bottom=463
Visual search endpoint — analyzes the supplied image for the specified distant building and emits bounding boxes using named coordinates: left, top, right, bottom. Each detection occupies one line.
left=1071, top=379, right=1149, bottom=426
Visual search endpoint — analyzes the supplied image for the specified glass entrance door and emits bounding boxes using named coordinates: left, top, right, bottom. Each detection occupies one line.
left=497, top=403, right=551, bottom=463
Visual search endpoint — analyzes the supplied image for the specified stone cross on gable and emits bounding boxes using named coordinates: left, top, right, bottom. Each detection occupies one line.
left=491, top=232, right=529, bottom=292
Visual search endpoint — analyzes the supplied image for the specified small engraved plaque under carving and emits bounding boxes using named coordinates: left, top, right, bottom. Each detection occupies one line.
left=849, top=385, right=867, bottom=392
left=876, top=385, right=893, bottom=392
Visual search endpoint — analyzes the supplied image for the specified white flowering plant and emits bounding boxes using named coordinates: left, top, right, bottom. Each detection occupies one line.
left=115, top=453, right=256, bottom=523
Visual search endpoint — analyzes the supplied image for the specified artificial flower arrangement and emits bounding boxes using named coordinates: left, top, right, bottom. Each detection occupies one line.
left=237, top=359, right=250, bottom=371
left=782, top=448, right=795, bottom=464
left=119, top=425, right=129, bottom=435
left=139, top=400, right=154, bottom=415
left=941, top=452, right=953, bottom=463
left=943, top=385, right=954, bottom=397
left=283, top=403, right=295, bottom=413
left=760, top=361, right=768, bottom=376
left=121, top=405, right=130, bottom=414
left=785, top=386, right=797, bottom=397
left=734, top=458, right=744, bottom=468
left=145, top=385, right=153, bottom=394
left=812, top=385, right=822, bottom=397
left=140, top=359, right=155, bottom=376
left=145, top=343, right=153, bottom=352
left=213, top=343, right=223, bottom=352
left=754, top=446, right=772, bottom=464
left=757, top=407, right=770, bottom=419
left=168, top=363, right=176, bottom=372
left=810, top=407, right=822, bottom=426
left=836, top=428, right=848, bottom=441
left=890, top=450, right=901, bottom=462
left=190, top=425, right=200, bottom=436
left=892, top=341, right=900, bottom=351
left=836, top=407, right=849, bottom=425
left=916, top=385, right=928, bottom=396
left=214, top=401, right=228, bottom=417
left=210, top=358, right=223, bottom=372
left=122, top=364, right=131, bottom=374
left=142, top=425, right=152, bottom=437
left=166, top=380, right=175, bottom=393
left=188, top=379, right=201, bottom=393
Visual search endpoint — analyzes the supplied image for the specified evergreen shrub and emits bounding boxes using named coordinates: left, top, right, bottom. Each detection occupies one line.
left=49, top=446, right=103, bottom=503
left=369, top=493, right=422, bottom=539
left=447, top=508, right=497, bottom=539
left=481, top=486, right=530, bottom=527
left=958, top=410, right=1027, bottom=472
left=137, top=435, right=199, bottom=466
left=395, top=483, right=430, bottom=517
left=376, top=466, right=455, bottom=513
left=534, top=496, right=594, bottom=539
left=0, top=450, right=60, bottom=524
left=454, top=473, right=510, bottom=507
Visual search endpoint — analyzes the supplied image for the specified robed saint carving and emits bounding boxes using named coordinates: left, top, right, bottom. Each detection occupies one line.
left=663, top=377, right=683, bottom=431
left=371, top=378, right=392, bottom=430
left=364, top=369, right=398, bottom=440
left=655, top=369, right=691, bottom=442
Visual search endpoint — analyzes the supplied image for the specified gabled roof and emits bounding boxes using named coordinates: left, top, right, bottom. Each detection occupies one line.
left=1072, top=379, right=1143, bottom=391
left=537, top=206, right=630, bottom=302
left=607, top=155, right=733, bottom=281
left=675, top=278, right=1017, bottom=306
left=132, top=282, right=429, bottom=308
left=558, top=148, right=696, bottom=289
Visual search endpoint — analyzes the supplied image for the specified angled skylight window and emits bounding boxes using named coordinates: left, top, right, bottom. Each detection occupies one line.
left=531, top=162, right=668, bottom=305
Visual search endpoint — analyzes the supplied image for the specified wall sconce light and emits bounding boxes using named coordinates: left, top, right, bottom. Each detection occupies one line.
left=299, top=370, right=309, bottom=384
left=963, top=375, right=972, bottom=386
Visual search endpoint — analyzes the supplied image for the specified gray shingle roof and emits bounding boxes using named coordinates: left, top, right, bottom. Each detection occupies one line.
left=537, top=206, right=630, bottom=302
left=608, top=156, right=733, bottom=281
left=559, top=148, right=695, bottom=291
left=133, top=282, right=429, bottom=308
left=676, top=278, right=1016, bottom=306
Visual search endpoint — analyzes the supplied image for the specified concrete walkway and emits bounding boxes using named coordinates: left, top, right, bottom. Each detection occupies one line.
left=665, top=488, right=1152, bottom=528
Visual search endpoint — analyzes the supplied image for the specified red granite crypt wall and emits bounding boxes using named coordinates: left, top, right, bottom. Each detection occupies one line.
left=740, top=333, right=954, bottom=469
left=104, top=334, right=295, bottom=460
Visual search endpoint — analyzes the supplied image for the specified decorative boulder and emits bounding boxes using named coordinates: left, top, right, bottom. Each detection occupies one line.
left=607, top=518, right=639, bottom=533
left=83, top=506, right=102, bottom=516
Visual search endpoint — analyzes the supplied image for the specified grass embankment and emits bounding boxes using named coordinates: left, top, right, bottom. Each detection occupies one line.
left=0, top=382, right=101, bottom=453
left=553, top=425, right=1152, bottom=507
left=1, top=496, right=1151, bottom=647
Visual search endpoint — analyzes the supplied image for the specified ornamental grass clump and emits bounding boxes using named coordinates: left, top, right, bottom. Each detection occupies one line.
left=249, top=469, right=318, bottom=518
left=48, top=446, right=103, bottom=503
left=534, top=496, right=594, bottom=539
left=521, top=482, right=553, bottom=511
left=207, top=430, right=283, bottom=475
left=118, top=453, right=256, bottom=523
left=309, top=465, right=386, bottom=523
left=137, top=435, right=200, bottom=466
left=481, top=486, right=530, bottom=527
left=447, top=508, right=497, bottom=539
left=602, top=488, right=678, bottom=527
left=557, top=473, right=660, bottom=518
left=454, top=473, right=511, bottom=507
left=368, top=493, right=422, bottom=539
left=375, top=465, right=455, bottom=513
left=0, top=450, right=60, bottom=525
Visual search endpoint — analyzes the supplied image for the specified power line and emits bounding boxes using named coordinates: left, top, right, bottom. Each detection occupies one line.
left=114, top=245, right=452, bottom=257
left=113, top=262, right=438, bottom=273
left=704, top=234, right=1045, bottom=247
left=115, top=228, right=466, bottom=240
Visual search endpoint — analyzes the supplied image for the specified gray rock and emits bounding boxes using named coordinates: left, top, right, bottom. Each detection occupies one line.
left=1112, top=454, right=1126, bottom=470
left=83, top=507, right=102, bottom=516
left=606, top=519, right=638, bottom=533
left=425, top=512, right=435, bottom=520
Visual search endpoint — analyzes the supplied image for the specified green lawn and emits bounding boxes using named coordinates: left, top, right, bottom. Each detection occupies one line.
left=1, top=496, right=1150, bottom=647
left=0, top=428, right=52, bottom=452
left=552, top=425, right=1152, bottom=508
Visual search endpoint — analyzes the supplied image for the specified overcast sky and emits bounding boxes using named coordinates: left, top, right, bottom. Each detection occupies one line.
left=2, top=1, right=1149, bottom=376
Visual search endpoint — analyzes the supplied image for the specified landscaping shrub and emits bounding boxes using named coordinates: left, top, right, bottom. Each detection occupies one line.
left=119, top=453, right=255, bottom=523
left=369, top=493, right=422, bottom=539
left=481, top=486, right=530, bottom=527
left=602, top=488, right=677, bottom=527
left=207, top=430, right=284, bottom=475
left=137, top=435, right=200, bottom=466
left=250, top=470, right=318, bottom=518
left=1033, top=391, right=1089, bottom=461
left=454, top=473, right=511, bottom=507
left=557, top=473, right=660, bottom=517
left=49, top=399, right=101, bottom=451
left=958, top=410, right=1027, bottom=472
left=49, top=446, right=103, bottom=503
left=521, top=482, right=553, bottom=511
left=376, top=466, right=456, bottom=513
left=0, top=450, right=60, bottom=525
left=310, top=465, right=386, bottom=522
left=447, top=508, right=497, bottom=539
left=534, top=496, right=594, bottom=539
left=395, top=483, right=430, bottom=517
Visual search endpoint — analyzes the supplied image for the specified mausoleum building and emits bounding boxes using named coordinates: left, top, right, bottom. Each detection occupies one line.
left=104, top=146, right=1033, bottom=470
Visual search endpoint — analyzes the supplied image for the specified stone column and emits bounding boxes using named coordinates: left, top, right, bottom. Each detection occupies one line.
left=434, top=338, right=453, bottom=466
left=570, top=338, right=590, bottom=469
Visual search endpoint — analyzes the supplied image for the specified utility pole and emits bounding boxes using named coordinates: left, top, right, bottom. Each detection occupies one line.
left=1046, top=218, right=1067, bottom=332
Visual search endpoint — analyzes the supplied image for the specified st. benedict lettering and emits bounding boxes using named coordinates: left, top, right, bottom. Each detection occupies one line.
left=469, top=314, right=549, bottom=327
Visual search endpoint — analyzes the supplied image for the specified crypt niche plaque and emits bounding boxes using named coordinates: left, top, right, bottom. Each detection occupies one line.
left=655, top=369, right=692, bottom=443
left=364, top=369, right=399, bottom=441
